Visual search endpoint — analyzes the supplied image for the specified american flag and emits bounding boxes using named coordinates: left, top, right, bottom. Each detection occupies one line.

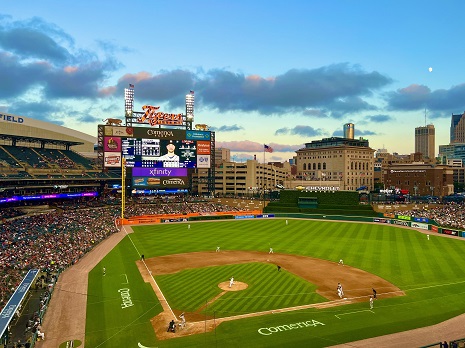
left=129, top=84, right=134, bottom=88
left=264, top=144, right=273, bottom=153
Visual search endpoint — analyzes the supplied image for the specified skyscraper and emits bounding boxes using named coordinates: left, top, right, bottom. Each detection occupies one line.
left=415, top=124, right=435, bottom=159
left=450, top=111, right=465, bottom=143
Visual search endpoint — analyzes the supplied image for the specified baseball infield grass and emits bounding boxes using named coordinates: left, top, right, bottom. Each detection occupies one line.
left=85, top=219, right=465, bottom=347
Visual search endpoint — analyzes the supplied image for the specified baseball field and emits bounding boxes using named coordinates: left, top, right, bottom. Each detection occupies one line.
left=83, top=218, right=465, bottom=347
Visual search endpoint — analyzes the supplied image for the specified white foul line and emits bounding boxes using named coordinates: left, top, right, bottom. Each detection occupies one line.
left=335, top=309, right=374, bottom=319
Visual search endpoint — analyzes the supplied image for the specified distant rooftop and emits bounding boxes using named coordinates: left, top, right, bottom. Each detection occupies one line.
left=302, top=136, right=370, bottom=149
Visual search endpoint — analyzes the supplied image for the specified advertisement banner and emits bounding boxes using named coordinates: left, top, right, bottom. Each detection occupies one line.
left=383, top=213, right=395, bottom=218
left=396, top=215, right=412, bottom=221
left=373, top=218, right=391, bottom=224
left=132, top=167, right=187, bottom=177
left=197, top=155, right=211, bottom=168
left=197, top=141, right=211, bottom=155
left=104, top=152, right=122, bottom=167
left=104, top=137, right=122, bottom=152
left=132, top=128, right=186, bottom=139
left=411, top=222, right=428, bottom=230
left=413, top=217, right=429, bottom=223
left=105, top=126, right=134, bottom=137
left=431, top=225, right=438, bottom=233
left=393, top=220, right=410, bottom=227
left=186, top=130, right=211, bottom=140
left=442, top=229, right=459, bottom=236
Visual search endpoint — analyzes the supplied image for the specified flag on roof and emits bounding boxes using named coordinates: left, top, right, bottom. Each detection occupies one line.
left=129, top=84, right=134, bottom=88
left=264, top=144, right=273, bottom=153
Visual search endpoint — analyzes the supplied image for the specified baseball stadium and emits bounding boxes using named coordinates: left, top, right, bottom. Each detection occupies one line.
left=2, top=95, right=465, bottom=348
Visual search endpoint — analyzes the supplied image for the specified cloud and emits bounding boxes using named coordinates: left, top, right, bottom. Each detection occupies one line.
left=210, top=124, right=244, bottom=132
left=7, top=100, right=64, bottom=125
left=197, top=64, right=391, bottom=116
left=275, top=125, right=326, bottom=137
left=215, top=140, right=302, bottom=152
left=364, top=114, right=394, bottom=123
left=385, top=83, right=465, bottom=115
left=0, top=16, right=120, bottom=101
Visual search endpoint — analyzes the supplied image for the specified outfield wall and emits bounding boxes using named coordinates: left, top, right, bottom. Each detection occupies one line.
left=117, top=210, right=262, bottom=225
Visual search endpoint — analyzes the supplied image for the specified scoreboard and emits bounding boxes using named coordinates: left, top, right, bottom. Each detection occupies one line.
left=102, top=126, right=212, bottom=189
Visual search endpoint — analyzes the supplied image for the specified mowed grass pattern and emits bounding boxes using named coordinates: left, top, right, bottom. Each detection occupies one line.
left=85, top=219, right=465, bottom=348
left=157, top=263, right=325, bottom=316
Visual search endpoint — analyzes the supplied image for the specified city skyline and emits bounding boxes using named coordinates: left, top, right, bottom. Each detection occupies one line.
left=2, top=1, right=465, bottom=162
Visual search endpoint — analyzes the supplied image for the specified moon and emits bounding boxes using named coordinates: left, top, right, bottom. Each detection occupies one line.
left=428, top=67, right=433, bottom=72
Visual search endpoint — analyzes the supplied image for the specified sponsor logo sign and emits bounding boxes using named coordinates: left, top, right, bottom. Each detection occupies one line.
left=373, top=218, right=391, bottom=224
left=118, top=288, right=134, bottom=309
left=104, top=137, right=122, bottom=152
left=384, top=213, right=395, bottom=218
left=393, top=220, right=410, bottom=227
left=258, top=319, right=325, bottom=336
left=162, top=177, right=186, bottom=186
left=413, top=217, right=429, bottom=223
left=256, top=214, right=275, bottom=218
left=132, top=167, right=187, bottom=177
left=133, top=128, right=186, bottom=139
left=112, top=126, right=134, bottom=137
left=442, top=229, right=459, bottom=236
left=235, top=215, right=255, bottom=219
left=104, top=153, right=121, bottom=167
left=431, top=225, right=438, bottom=233
left=197, top=155, right=211, bottom=168
left=411, top=222, right=428, bottom=230
left=396, top=215, right=412, bottom=221
left=186, top=130, right=211, bottom=140
left=197, top=141, right=211, bottom=155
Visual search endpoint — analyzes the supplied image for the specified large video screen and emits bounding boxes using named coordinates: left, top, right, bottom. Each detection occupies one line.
left=102, top=126, right=212, bottom=189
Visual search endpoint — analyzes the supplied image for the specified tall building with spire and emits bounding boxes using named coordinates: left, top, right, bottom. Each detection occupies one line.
left=415, top=124, right=435, bottom=159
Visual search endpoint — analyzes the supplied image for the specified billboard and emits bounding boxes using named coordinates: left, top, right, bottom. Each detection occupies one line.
left=102, top=126, right=212, bottom=190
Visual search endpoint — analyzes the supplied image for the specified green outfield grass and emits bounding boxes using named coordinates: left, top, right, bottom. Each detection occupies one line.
left=85, top=219, right=465, bottom=347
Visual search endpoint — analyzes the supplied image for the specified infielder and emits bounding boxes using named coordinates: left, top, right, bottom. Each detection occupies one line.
left=216, top=246, right=220, bottom=252
left=369, top=295, right=374, bottom=309
left=269, top=247, right=274, bottom=254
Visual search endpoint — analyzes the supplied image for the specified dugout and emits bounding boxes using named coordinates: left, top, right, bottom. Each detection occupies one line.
left=298, top=197, right=318, bottom=209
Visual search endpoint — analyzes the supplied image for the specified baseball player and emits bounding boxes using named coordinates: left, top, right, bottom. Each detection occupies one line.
left=229, top=276, right=234, bottom=288
left=269, top=247, right=274, bottom=254
left=337, top=282, right=344, bottom=298
left=216, top=246, right=220, bottom=252
left=338, top=259, right=344, bottom=266
left=369, top=295, right=374, bottom=309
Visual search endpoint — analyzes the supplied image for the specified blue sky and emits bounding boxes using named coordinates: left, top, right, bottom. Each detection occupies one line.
left=2, top=1, right=465, bottom=162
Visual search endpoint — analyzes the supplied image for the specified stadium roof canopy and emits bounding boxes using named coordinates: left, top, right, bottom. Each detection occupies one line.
left=0, top=133, right=83, bottom=148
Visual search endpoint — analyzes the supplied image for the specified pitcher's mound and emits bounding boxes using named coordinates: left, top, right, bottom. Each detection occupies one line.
left=218, top=281, right=248, bottom=291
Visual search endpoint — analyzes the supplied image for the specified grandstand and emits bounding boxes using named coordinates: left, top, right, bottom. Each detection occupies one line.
left=0, top=114, right=121, bottom=204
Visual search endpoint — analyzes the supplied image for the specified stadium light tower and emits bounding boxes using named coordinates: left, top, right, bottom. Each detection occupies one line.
left=185, top=90, right=194, bottom=129
left=125, top=84, right=135, bottom=117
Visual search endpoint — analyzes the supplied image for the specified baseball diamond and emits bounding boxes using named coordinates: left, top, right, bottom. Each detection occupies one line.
left=35, top=218, right=465, bottom=348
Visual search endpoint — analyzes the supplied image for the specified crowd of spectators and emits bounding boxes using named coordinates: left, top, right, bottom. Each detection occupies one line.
left=393, top=202, right=465, bottom=230
left=0, top=195, right=249, bottom=312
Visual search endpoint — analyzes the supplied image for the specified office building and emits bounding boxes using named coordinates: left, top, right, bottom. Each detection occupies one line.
left=415, top=124, right=435, bottom=159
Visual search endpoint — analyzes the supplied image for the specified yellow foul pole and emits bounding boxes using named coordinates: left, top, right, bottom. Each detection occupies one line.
left=121, top=157, right=126, bottom=219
